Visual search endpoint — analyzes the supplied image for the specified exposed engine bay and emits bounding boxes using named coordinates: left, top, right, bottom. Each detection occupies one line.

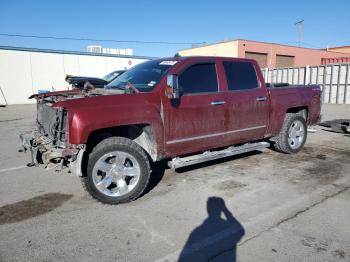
left=19, top=88, right=127, bottom=173
left=19, top=99, right=81, bottom=171
left=37, top=102, right=67, bottom=146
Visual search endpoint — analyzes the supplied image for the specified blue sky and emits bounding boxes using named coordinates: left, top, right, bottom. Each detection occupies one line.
left=0, top=0, right=349, bottom=57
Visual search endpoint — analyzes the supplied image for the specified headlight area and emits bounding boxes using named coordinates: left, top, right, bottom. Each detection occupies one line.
left=19, top=106, right=85, bottom=175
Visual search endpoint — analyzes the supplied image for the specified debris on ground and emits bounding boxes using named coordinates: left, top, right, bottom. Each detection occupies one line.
left=319, top=119, right=350, bottom=134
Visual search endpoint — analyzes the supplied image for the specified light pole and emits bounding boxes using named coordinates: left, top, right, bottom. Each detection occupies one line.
left=295, top=19, right=304, bottom=47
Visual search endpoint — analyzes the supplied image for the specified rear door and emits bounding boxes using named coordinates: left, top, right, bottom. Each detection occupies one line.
left=220, top=59, right=270, bottom=143
left=162, top=61, right=229, bottom=156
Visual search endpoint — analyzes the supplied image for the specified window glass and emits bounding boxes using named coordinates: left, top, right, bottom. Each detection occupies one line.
left=106, top=60, right=174, bottom=92
left=102, top=71, right=123, bottom=82
left=223, top=61, right=259, bottom=91
left=179, top=63, right=218, bottom=94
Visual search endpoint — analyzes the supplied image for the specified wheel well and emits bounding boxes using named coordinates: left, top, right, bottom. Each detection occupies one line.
left=86, top=124, right=158, bottom=161
left=286, top=106, right=308, bottom=120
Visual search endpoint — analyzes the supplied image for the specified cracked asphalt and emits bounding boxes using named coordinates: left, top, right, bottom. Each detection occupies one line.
left=0, top=104, right=349, bottom=262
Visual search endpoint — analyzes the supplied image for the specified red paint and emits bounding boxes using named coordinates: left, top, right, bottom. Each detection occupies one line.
left=321, top=57, right=350, bottom=64
left=51, top=56, right=321, bottom=159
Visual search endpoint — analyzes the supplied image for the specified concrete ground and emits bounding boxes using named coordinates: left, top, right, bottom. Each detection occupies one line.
left=0, top=104, right=349, bottom=262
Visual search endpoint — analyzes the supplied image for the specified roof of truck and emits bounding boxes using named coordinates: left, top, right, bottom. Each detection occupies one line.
left=159, top=56, right=255, bottom=62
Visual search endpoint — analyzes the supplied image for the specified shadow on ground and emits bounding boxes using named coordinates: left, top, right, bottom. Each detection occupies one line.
left=179, top=197, right=245, bottom=262
left=140, top=160, right=168, bottom=197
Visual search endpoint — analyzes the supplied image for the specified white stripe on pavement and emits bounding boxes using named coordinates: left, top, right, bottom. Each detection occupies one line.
left=0, top=165, right=27, bottom=173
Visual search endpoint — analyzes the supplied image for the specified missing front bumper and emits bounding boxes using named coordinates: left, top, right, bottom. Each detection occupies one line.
left=19, top=132, right=85, bottom=175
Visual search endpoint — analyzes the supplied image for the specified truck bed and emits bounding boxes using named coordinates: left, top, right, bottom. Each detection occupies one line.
left=266, top=84, right=321, bottom=135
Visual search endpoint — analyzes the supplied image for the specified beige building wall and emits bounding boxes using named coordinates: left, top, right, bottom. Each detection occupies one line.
left=179, top=39, right=350, bottom=69
left=179, top=41, right=238, bottom=57
left=236, top=40, right=350, bottom=68
left=326, top=46, right=350, bottom=54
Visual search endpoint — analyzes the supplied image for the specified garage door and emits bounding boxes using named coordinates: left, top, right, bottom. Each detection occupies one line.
left=245, top=52, right=268, bottom=68
left=276, top=55, right=295, bottom=68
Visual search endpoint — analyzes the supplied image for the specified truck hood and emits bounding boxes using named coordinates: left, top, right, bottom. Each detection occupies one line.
left=48, top=88, right=144, bottom=110
left=31, top=88, right=129, bottom=108
left=29, top=89, right=83, bottom=100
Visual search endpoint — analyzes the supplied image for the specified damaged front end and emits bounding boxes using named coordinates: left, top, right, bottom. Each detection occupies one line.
left=19, top=99, right=85, bottom=175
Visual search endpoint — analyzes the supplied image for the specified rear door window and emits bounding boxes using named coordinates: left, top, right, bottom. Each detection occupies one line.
left=179, top=63, right=218, bottom=94
left=223, top=61, right=259, bottom=91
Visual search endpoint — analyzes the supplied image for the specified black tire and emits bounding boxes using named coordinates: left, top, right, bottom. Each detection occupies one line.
left=272, top=113, right=307, bottom=154
left=81, top=137, right=150, bottom=204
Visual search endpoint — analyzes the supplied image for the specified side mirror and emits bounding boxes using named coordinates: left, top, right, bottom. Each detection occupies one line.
left=166, top=74, right=180, bottom=99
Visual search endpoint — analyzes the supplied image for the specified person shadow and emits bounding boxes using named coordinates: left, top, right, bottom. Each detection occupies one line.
left=178, top=197, right=245, bottom=262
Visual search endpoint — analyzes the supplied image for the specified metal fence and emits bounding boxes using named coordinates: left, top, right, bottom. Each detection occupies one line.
left=263, top=63, right=350, bottom=104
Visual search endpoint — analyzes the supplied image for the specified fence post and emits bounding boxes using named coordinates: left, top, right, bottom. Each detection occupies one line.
left=329, top=65, right=334, bottom=103
left=322, top=65, right=327, bottom=103
left=304, top=65, right=310, bottom=85
left=336, top=65, right=341, bottom=104
left=0, top=86, right=8, bottom=106
left=264, top=68, right=268, bottom=81
left=345, top=64, right=349, bottom=104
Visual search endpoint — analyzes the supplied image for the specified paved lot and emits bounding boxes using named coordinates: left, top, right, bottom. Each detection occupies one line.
left=0, top=104, right=349, bottom=262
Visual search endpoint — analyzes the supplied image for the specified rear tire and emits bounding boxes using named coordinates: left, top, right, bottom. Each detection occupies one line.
left=272, top=113, right=307, bottom=154
left=81, top=137, right=150, bottom=204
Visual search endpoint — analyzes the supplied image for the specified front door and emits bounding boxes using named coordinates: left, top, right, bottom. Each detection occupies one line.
left=162, top=62, right=229, bottom=156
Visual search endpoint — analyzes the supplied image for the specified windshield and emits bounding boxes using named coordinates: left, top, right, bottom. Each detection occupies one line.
left=105, top=59, right=176, bottom=92
left=102, top=71, right=123, bottom=82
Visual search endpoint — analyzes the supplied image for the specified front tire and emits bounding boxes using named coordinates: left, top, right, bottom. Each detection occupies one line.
left=81, top=137, right=150, bottom=204
left=272, top=113, right=307, bottom=154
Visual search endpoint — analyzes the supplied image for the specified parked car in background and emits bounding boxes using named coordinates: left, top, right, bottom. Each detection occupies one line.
left=20, top=57, right=321, bottom=205
left=65, top=70, right=126, bottom=89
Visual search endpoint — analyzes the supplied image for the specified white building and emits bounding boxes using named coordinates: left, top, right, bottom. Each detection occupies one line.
left=0, top=46, right=153, bottom=105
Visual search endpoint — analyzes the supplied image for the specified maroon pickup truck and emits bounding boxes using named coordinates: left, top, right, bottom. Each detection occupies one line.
left=20, top=56, right=321, bottom=204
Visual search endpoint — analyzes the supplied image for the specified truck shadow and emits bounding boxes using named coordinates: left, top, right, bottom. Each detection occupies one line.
left=141, top=151, right=262, bottom=197
left=178, top=196, right=245, bottom=262
left=141, top=160, right=168, bottom=196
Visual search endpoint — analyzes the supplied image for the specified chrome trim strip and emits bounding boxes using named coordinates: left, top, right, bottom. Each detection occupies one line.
left=211, top=101, right=225, bottom=105
left=166, top=125, right=266, bottom=145
left=256, top=96, right=268, bottom=101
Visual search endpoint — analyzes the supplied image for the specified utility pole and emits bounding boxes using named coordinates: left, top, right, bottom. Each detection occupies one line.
left=295, top=19, right=304, bottom=47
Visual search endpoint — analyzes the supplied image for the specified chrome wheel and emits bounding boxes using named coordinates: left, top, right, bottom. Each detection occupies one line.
left=288, top=120, right=305, bottom=149
left=92, top=151, right=141, bottom=197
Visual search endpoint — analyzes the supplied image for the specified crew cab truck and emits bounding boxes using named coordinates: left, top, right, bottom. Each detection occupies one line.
left=19, top=56, right=321, bottom=204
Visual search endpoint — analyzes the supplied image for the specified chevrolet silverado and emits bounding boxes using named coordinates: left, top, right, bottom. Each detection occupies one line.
left=20, top=56, right=321, bottom=204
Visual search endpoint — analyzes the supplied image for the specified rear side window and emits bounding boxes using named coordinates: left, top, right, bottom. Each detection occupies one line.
left=223, top=61, right=259, bottom=91
left=179, top=63, right=218, bottom=94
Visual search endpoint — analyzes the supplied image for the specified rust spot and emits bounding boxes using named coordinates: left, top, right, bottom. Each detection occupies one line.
left=0, top=193, right=73, bottom=225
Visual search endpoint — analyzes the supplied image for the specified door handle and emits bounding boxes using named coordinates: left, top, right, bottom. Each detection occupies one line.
left=211, top=101, right=225, bottom=106
left=256, top=96, right=268, bottom=101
